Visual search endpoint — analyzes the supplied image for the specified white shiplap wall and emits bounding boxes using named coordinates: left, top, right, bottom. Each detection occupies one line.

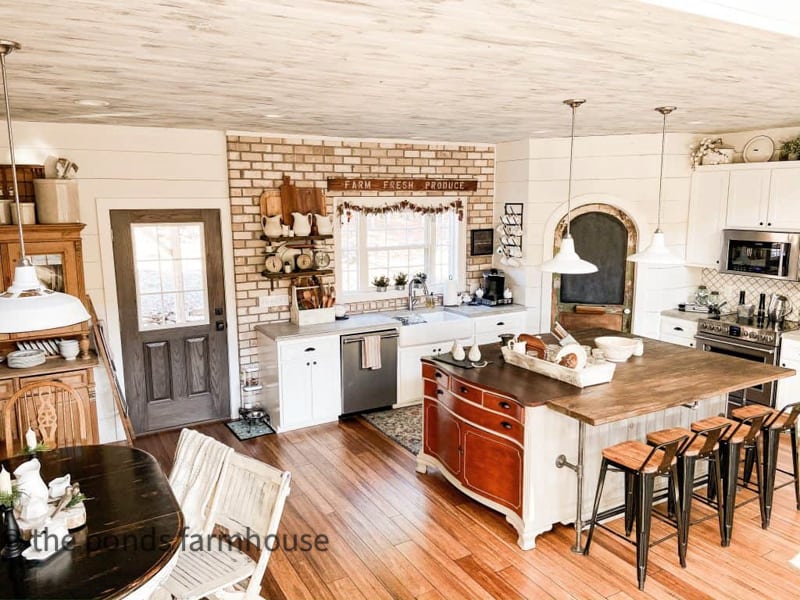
left=495, top=133, right=703, bottom=336
left=0, top=122, right=230, bottom=441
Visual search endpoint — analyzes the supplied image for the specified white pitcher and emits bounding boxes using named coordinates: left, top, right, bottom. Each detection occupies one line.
left=261, top=215, right=282, bottom=238
left=14, top=458, right=49, bottom=504
left=292, top=212, right=312, bottom=236
left=314, top=213, right=333, bottom=235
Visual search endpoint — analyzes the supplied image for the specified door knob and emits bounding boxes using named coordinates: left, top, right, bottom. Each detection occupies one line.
left=215, top=321, right=225, bottom=331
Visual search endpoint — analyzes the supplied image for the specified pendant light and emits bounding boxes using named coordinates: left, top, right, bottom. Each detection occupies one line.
left=540, top=99, right=598, bottom=274
left=627, top=106, right=684, bottom=265
left=0, top=40, right=90, bottom=333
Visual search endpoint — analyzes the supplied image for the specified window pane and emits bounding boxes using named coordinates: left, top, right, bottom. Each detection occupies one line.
left=132, top=222, right=209, bottom=330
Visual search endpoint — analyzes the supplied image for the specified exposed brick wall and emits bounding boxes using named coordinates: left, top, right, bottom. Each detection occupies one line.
left=227, top=135, right=494, bottom=364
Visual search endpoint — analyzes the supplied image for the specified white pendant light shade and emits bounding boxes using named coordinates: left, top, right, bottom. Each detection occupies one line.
left=540, top=235, right=598, bottom=274
left=627, top=230, right=684, bottom=265
left=539, top=99, right=598, bottom=275
left=0, top=265, right=90, bottom=333
left=627, top=106, right=684, bottom=266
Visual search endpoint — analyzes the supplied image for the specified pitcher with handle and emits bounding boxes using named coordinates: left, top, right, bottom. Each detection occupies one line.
left=261, top=214, right=282, bottom=238
left=314, top=213, right=333, bottom=235
left=292, top=212, right=312, bottom=236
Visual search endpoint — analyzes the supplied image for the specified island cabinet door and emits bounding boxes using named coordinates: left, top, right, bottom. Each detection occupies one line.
left=423, top=399, right=462, bottom=476
left=460, top=422, right=523, bottom=514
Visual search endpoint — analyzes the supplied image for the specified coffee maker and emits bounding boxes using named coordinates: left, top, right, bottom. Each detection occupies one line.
left=480, top=269, right=508, bottom=305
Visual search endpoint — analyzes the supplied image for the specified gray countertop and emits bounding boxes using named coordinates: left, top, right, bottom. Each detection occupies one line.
left=255, top=313, right=400, bottom=341
left=255, top=304, right=527, bottom=341
left=660, top=308, right=709, bottom=322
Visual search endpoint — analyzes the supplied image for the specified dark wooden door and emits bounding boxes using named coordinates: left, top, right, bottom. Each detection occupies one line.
left=423, top=399, right=462, bottom=476
left=111, top=209, right=229, bottom=433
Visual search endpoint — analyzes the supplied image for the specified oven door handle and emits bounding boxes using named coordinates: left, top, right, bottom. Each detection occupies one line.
left=695, top=335, right=776, bottom=356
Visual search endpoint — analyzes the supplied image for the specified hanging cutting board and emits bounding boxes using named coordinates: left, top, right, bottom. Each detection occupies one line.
left=279, top=175, right=326, bottom=229
left=259, top=189, right=282, bottom=218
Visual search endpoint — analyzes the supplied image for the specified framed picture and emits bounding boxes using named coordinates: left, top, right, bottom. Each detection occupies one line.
left=470, top=228, right=494, bottom=256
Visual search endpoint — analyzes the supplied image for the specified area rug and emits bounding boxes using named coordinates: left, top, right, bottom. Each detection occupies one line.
left=362, top=405, right=422, bottom=455
left=226, top=418, right=276, bottom=441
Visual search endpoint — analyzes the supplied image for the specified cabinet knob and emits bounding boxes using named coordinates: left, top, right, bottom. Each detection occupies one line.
left=782, top=363, right=786, bottom=367
left=313, top=361, right=317, bottom=365
left=436, top=389, right=443, bottom=396
left=768, top=222, right=772, bottom=226
left=306, top=362, right=310, bottom=366
left=499, top=401, right=511, bottom=409
left=304, top=347, right=316, bottom=352
left=500, top=421, right=512, bottom=429
left=435, top=372, right=442, bottom=378
left=496, top=321, right=505, bottom=326
left=460, top=386, right=469, bottom=394
left=760, top=222, right=764, bottom=226
left=673, top=326, right=684, bottom=331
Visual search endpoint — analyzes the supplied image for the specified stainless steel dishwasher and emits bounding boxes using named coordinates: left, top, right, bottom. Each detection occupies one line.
left=340, top=329, right=399, bottom=415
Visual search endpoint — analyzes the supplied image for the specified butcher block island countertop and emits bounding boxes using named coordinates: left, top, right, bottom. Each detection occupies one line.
left=416, top=327, right=794, bottom=550
left=423, top=327, right=795, bottom=425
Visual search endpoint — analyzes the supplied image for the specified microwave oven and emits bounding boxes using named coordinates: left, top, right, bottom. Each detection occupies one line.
left=720, top=230, right=800, bottom=280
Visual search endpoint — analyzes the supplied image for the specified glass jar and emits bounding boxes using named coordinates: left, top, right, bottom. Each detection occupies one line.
left=708, top=290, right=720, bottom=307
left=695, top=285, right=709, bottom=306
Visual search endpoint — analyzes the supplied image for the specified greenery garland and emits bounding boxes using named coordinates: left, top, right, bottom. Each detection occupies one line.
left=336, top=199, right=464, bottom=222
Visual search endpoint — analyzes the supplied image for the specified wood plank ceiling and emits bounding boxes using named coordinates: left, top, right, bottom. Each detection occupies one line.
left=0, top=0, right=798, bottom=142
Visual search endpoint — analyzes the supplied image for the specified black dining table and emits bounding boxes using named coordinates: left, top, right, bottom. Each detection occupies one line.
left=0, top=445, right=183, bottom=599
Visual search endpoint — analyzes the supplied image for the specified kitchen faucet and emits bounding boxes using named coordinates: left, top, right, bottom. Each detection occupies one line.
left=408, top=277, right=429, bottom=312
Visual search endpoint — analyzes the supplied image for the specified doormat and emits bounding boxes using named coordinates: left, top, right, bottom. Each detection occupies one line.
left=362, top=405, right=422, bottom=455
left=226, top=419, right=276, bottom=441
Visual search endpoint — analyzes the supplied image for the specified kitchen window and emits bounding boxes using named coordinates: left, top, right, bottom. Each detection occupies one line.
left=339, top=207, right=462, bottom=293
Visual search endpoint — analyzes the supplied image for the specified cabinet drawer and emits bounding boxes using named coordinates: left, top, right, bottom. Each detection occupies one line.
left=474, top=311, right=526, bottom=334
left=781, top=339, right=800, bottom=362
left=0, top=379, right=14, bottom=401
left=21, top=369, right=89, bottom=390
left=660, top=333, right=695, bottom=348
left=483, top=392, right=524, bottom=424
left=422, top=363, right=449, bottom=388
left=659, top=316, right=698, bottom=340
left=434, top=389, right=523, bottom=445
left=449, top=377, right=483, bottom=405
left=279, top=336, right=339, bottom=362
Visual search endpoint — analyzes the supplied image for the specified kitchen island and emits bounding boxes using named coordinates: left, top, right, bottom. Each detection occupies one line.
left=416, top=328, right=794, bottom=550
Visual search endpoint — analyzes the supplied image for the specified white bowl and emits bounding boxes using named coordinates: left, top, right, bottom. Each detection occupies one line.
left=593, top=336, right=639, bottom=363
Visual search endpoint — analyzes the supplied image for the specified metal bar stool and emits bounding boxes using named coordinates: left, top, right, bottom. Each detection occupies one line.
left=732, top=402, right=800, bottom=526
left=646, top=422, right=730, bottom=564
left=690, top=410, right=770, bottom=545
left=583, top=435, right=686, bottom=591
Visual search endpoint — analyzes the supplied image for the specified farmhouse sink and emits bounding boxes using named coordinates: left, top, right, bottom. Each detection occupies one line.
left=387, top=310, right=473, bottom=347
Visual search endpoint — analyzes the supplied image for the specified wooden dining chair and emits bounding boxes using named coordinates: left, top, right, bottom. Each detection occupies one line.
left=2, top=380, right=90, bottom=457
left=162, top=451, right=291, bottom=600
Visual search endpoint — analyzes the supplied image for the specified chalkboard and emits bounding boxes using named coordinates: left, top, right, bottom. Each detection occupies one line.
left=560, top=212, right=627, bottom=304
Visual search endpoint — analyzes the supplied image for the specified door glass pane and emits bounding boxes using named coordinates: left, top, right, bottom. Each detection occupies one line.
left=29, top=254, right=65, bottom=292
left=131, top=223, right=209, bottom=331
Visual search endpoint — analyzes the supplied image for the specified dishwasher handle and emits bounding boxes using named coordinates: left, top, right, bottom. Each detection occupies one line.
left=342, top=331, right=400, bottom=344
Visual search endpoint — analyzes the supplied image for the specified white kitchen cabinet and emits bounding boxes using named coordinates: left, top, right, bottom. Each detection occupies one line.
left=276, top=335, right=341, bottom=430
left=777, top=336, right=800, bottom=411
left=658, top=314, right=698, bottom=348
left=686, top=170, right=729, bottom=267
left=725, top=170, right=771, bottom=229
left=398, top=338, right=470, bottom=406
left=473, top=310, right=528, bottom=345
left=768, top=168, right=800, bottom=230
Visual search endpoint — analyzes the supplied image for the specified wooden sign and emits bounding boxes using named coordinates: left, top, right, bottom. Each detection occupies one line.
left=327, top=178, right=478, bottom=192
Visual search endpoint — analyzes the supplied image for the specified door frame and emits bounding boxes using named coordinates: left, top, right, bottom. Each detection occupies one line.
left=539, top=193, right=651, bottom=336
left=96, top=197, right=240, bottom=418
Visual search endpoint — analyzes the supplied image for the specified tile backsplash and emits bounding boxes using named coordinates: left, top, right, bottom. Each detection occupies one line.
left=701, top=269, right=800, bottom=316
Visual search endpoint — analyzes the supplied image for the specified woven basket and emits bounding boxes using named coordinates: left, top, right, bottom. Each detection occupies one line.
left=0, top=164, right=45, bottom=203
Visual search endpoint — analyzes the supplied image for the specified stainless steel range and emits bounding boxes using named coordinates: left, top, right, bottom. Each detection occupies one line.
left=696, top=315, right=799, bottom=408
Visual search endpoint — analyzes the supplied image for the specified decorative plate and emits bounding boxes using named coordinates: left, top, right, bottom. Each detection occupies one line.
left=743, top=135, right=775, bottom=163
left=264, top=255, right=283, bottom=273
left=314, top=251, right=331, bottom=269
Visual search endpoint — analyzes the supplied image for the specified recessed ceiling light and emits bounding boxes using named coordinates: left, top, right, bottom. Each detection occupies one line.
left=264, top=113, right=283, bottom=119
left=533, top=130, right=550, bottom=134
left=74, top=99, right=110, bottom=108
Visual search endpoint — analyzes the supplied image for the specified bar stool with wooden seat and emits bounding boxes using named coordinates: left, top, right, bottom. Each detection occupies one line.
left=645, top=422, right=730, bottom=564
left=689, top=410, right=770, bottom=545
left=732, top=402, right=800, bottom=526
left=583, top=435, right=686, bottom=591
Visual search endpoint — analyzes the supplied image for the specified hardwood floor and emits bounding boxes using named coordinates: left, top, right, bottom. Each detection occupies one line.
left=135, top=419, right=800, bottom=599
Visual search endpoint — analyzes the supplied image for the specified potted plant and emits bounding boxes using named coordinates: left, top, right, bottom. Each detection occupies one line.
left=393, top=272, right=408, bottom=290
left=414, top=272, right=427, bottom=283
left=372, top=275, right=389, bottom=292
left=689, top=137, right=732, bottom=168
left=779, top=136, right=800, bottom=161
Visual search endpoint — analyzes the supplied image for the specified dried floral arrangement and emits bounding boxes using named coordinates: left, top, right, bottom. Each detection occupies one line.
left=336, top=199, right=464, bottom=222
left=689, top=137, right=724, bottom=169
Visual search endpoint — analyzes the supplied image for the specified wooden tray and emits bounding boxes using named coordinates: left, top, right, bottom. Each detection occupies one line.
left=501, top=346, right=615, bottom=388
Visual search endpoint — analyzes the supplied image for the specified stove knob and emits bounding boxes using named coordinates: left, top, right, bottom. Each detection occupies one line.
left=749, top=332, right=758, bottom=339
